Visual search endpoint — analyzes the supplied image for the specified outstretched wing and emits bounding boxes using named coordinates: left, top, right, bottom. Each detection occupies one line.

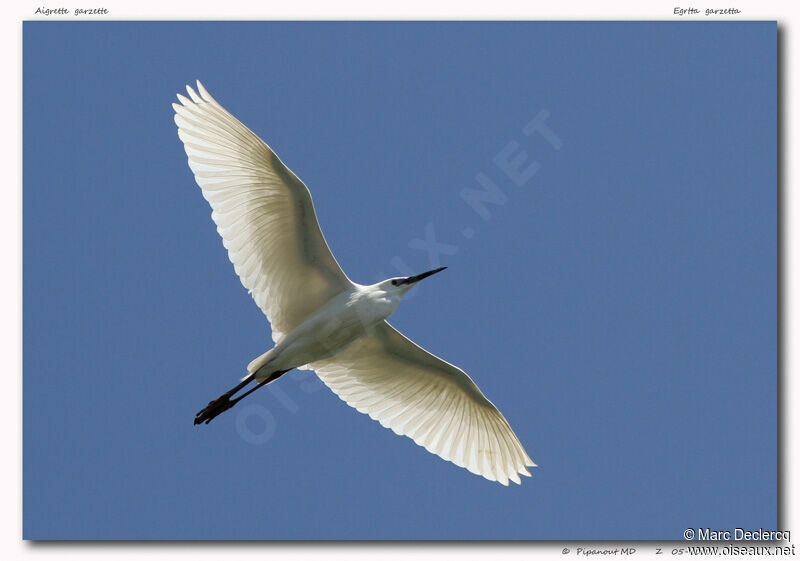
left=173, top=81, right=353, bottom=341
left=310, top=321, right=536, bottom=485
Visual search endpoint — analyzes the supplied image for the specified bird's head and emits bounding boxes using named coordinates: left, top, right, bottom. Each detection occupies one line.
left=379, top=266, right=448, bottom=295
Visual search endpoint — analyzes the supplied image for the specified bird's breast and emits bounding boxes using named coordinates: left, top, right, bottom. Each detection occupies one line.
left=270, top=289, right=397, bottom=370
left=359, top=290, right=403, bottom=322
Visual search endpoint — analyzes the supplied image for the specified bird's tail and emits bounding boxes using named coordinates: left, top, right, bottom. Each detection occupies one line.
left=245, top=349, right=274, bottom=380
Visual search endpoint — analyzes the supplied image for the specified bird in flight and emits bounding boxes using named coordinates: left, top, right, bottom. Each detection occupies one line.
left=173, top=81, right=536, bottom=485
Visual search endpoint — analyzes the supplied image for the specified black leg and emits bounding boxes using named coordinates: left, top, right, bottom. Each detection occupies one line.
left=193, top=370, right=290, bottom=426
left=225, top=373, right=256, bottom=396
left=194, top=373, right=255, bottom=426
left=230, top=369, right=290, bottom=404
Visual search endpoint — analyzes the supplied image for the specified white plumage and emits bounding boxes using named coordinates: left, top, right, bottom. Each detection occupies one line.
left=174, top=81, right=536, bottom=485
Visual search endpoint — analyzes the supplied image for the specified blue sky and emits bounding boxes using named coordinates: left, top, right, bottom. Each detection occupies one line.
left=23, top=22, right=776, bottom=539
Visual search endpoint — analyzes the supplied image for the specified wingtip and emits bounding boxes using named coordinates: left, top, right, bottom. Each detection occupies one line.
left=196, top=80, right=213, bottom=102
left=186, top=84, right=202, bottom=103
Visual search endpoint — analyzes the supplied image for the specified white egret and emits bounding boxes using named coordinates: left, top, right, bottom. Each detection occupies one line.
left=173, top=81, right=536, bottom=485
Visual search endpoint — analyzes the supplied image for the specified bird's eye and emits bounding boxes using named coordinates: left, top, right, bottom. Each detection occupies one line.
left=391, top=280, right=399, bottom=286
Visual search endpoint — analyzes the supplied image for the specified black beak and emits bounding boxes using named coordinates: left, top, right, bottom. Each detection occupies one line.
left=399, top=266, right=447, bottom=285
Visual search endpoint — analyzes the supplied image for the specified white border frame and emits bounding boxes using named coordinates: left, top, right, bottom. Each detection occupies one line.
left=6, top=2, right=792, bottom=559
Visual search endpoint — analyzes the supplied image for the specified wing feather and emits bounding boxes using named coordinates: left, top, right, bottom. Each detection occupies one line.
left=310, top=321, right=536, bottom=485
left=173, top=81, right=353, bottom=341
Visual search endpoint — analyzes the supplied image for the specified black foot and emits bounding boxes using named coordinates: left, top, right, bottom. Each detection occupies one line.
left=194, top=393, right=236, bottom=425
left=193, top=372, right=287, bottom=426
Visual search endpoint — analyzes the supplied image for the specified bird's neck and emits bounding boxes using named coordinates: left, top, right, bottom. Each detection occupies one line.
left=355, top=284, right=402, bottom=320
